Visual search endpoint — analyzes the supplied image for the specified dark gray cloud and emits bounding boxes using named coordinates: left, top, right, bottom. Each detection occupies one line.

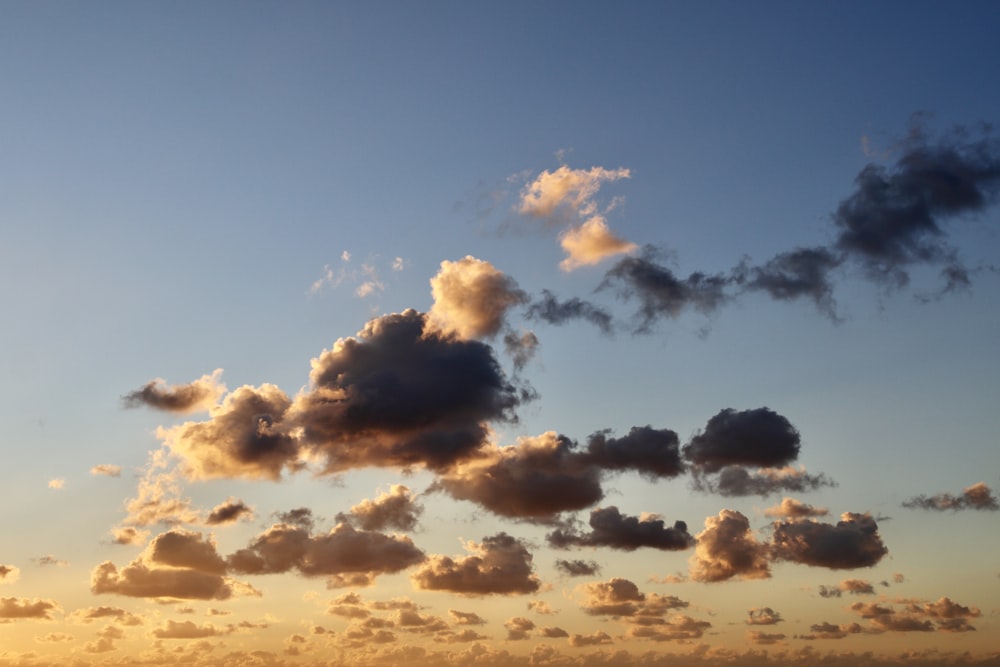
left=683, top=408, right=801, bottom=473
left=739, top=247, right=843, bottom=319
left=694, top=465, right=836, bottom=497
left=227, top=521, right=425, bottom=581
left=746, top=607, right=783, bottom=626
left=336, top=485, right=423, bottom=532
left=554, top=559, right=601, bottom=577
left=296, top=309, right=524, bottom=473
left=205, top=498, right=253, bottom=526
left=502, top=330, right=539, bottom=371
left=832, top=122, right=1000, bottom=288
left=771, top=512, right=888, bottom=570
left=583, top=426, right=685, bottom=479
left=902, top=481, right=999, bottom=511
left=122, top=371, right=224, bottom=414
left=433, top=432, right=604, bottom=520
left=600, top=247, right=733, bottom=332
left=411, top=533, right=541, bottom=596
left=524, top=290, right=614, bottom=335
left=547, top=506, right=693, bottom=552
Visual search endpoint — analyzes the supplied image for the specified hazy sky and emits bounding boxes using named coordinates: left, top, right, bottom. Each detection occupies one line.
left=2, top=2, right=999, bottom=666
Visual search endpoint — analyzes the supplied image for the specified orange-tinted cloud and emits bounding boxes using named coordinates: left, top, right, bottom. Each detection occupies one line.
left=504, top=616, right=535, bottom=640
left=902, top=481, right=999, bottom=511
left=122, top=369, right=225, bottom=413
left=90, top=464, right=122, bottom=477
left=689, top=510, right=770, bottom=582
left=559, top=216, right=637, bottom=272
left=554, top=559, right=600, bottom=577
left=746, top=607, right=783, bottom=625
left=518, top=165, right=630, bottom=221
left=152, top=620, right=228, bottom=639
left=0, top=565, right=19, bottom=585
left=205, top=497, right=253, bottom=525
left=227, top=521, right=425, bottom=582
left=764, top=497, right=829, bottom=518
left=337, top=485, right=422, bottom=532
left=426, top=257, right=527, bottom=340
left=411, top=533, right=541, bottom=596
left=0, top=597, right=60, bottom=621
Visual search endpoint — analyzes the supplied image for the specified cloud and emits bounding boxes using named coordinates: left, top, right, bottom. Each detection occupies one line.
left=146, top=530, right=227, bottom=574
left=518, top=165, right=630, bottom=221
left=0, top=597, right=60, bottom=621
left=122, top=369, right=225, bottom=414
left=559, top=216, right=637, bottom=271
left=626, top=615, right=712, bottom=642
left=411, top=532, right=541, bottom=596
left=524, top=290, right=613, bottom=335
left=540, top=626, right=569, bottom=639
left=747, top=630, right=786, bottom=645
left=848, top=596, right=981, bottom=633
left=600, top=247, right=733, bottom=332
left=771, top=512, right=888, bottom=569
left=798, top=621, right=866, bottom=640
left=337, top=485, right=423, bottom=532
left=433, top=432, right=604, bottom=520
left=91, top=556, right=234, bottom=601
left=683, top=407, right=801, bottom=473
left=569, top=630, right=613, bottom=646
left=47, top=478, right=65, bottom=490
left=153, top=620, right=227, bottom=639
left=118, top=447, right=200, bottom=529
left=547, top=506, right=693, bottom=552
left=740, top=247, right=843, bottom=319
left=503, top=330, right=540, bottom=371
left=32, top=556, right=67, bottom=567
left=158, top=383, right=297, bottom=481
left=694, top=465, right=836, bottom=497
left=0, top=566, right=19, bottom=585
left=110, top=527, right=149, bottom=546
left=554, top=559, right=600, bottom=577
left=689, top=510, right=770, bottom=582
left=205, top=497, right=254, bottom=525
left=227, top=521, right=425, bottom=582
left=504, top=616, right=535, bottom=640
left=294, top=309, right=523, bottom=473
left=577, top=578, right=689, bottom=626
left=831, top=122, right=1000, bottom=288
left=764, top=497, right=829, bottom=518
left=90, top=464, right=122, bottom=478
left=818, top=579, right=877, bottom=597
left=71, top=606, right=142, bottom=626
left=426, top=257, right=527, bottom=340
left=448, top=609, right=486, bottom=626
left=902, top=481, right=999, bottom=511
left=583, top=426, right=685, bottom=479
left=746, top=607, right=783, bottom=626
left=527, top=600, right=556, bottom=615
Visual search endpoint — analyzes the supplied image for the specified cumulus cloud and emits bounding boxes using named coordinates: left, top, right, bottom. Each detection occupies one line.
left=559, top=216, right=637, bottom=271
left=411, top=533, right=541, bottom=596
left=0, top=597, right=60, bottom=621
left=600, top=247, right=733, bottom=332
left=689, top=510, right=770, bottom=582
left=746, top=607, right=783, bottom=625
left=771, top=512, right=888, bottom=569
left=433, top=432, right=604, bottom=520
left=848, top=596, right=981, bottom=633
left=578, top=578, right=688, bottom=622
left=294, top=309, right=523, bottom=473
left=122, top=369, right=225, bottom=414
left=683, top=408, right=801, bottom=473
left=227, top=520, right=425, bottom=582
left=426, top=257, right=527, bottom=340
left=554, top=559, right=600, bottom=577
left=525, top=290, right=613, bottom=335
left=583, top=426, right=685, bottom=479
left=504, top=616, right=535, bottom=640
left=90, top=464, right=122, bottom=478
left=818, top=579, right=877, bottom=598
left=91, top=530, right=236, bottom=601
left=569, top=630, right=613, bottom=646
left=764, top=497, right=829, bottom=518
left=205, top=497, right=253, bottom=525
left=626, top=615, right=712, bottom=642
left=71, top=606, right=142, bottom=626
left=902, top=481, right=999, bottom=511
left=159, top=383, right=297, bottom=481
left=503, top=330, right=540, bottom=371
left=448, top=609, right=486, bottom=626
left=547, top=506, right=693, bottom=552
left=337, top=485, right=422, bottom=532
left=153, top=620, right=227, bottom=639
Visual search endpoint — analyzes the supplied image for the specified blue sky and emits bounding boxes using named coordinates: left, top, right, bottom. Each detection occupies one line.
left=1, top=2, right=999, bottom=665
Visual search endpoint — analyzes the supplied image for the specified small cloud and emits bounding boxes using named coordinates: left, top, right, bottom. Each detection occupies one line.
left=747, top=607, right=783, bottom=626
left=547, top=506, right=693, bottom=552
left=411, top=533, right=540, bottom=596
left=902, top=482, right=999, bottom=511
left=336, top=485, right=423, bottom=532
left=689, top=510, right=770, bottom=583
left=122, top=369, right=225, bottom=414
left=771, top=512, right=888, bottom=570
left=764, top=497, right=829, bottom=518
left=392, top=257, right=406, bottom=271
left=33, top=556, right=67, bottom=567
left=0, top=597, right=60, bottom=621
left=426, top=256, right=527, bottom=340
left=0, top=565, right=20, bottom=584
left=205, top=498, right=253, bottom=526
left=559, top=216, right=637, bottom=272
left=47, top=478, right=65, bottom=490
left=554, top=559, right=601, bottom=577
left=90, top=465, right=122, bottom=478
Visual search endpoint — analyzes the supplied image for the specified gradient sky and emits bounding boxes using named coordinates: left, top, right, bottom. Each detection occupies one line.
left=2, top=2, right=999, bottom=666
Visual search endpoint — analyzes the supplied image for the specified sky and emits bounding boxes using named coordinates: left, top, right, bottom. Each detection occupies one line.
left=1, top=2, right=1000, bottom=666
